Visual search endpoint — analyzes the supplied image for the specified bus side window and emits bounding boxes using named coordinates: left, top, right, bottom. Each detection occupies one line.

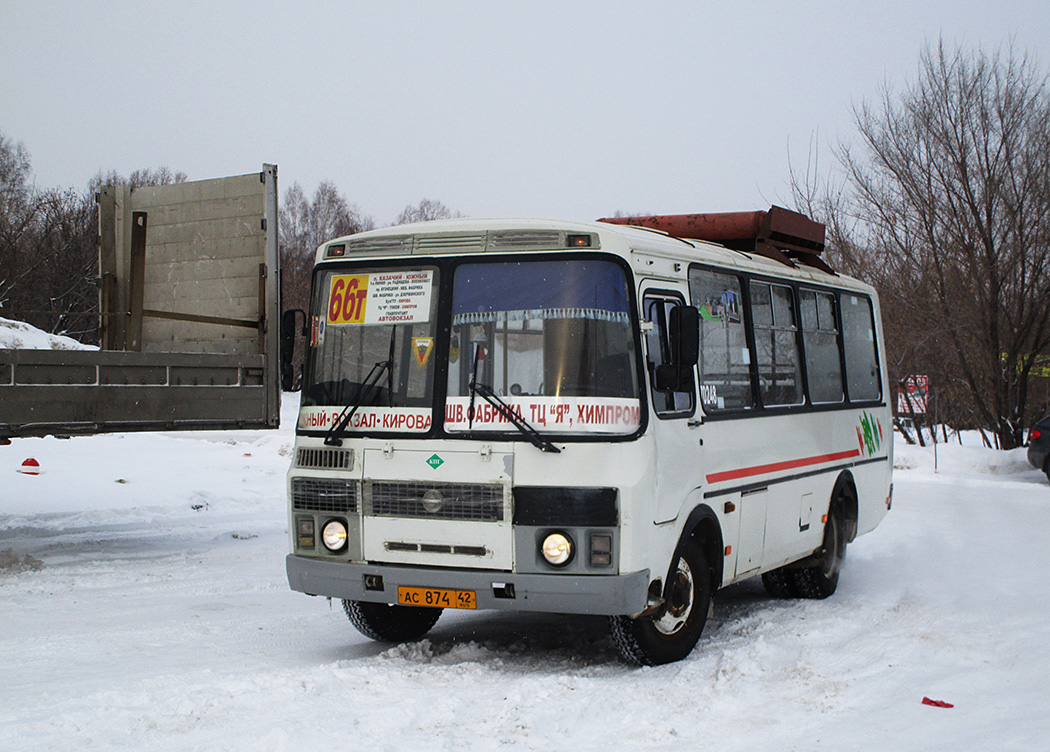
left=800, top=289, right=844, bottom=404
left=689, top=268, right=753, bottom=412
left=750, top=281, right=804, bottom=407
left=643, top=295, right=694, bottom=417
left=841, top=293, right=881, bottom=402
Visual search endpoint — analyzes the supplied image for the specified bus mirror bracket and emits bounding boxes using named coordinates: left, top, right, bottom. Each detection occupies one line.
left=281, top=308, right=307, bottom=392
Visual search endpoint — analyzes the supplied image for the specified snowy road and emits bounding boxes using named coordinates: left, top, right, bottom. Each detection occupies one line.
left=2, top=407, right=1048, bottom=751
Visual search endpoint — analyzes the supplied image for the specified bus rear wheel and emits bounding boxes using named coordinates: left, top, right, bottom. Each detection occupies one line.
left=342, top=599, right=442, bottom=643
left=787, top=501, right=846, bottom=599
left=761, top=567, right=793, bottom=598
left=609, top=538, right=712, bottom=665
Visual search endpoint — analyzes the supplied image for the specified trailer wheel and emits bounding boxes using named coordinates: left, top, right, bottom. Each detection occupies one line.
left=761, top=567, right=793, bottom=598
left=609, top=538, right=712, bottom=665
left=342, top=599, right=442, bottom=643
left=787, top=499, right=847, bottom=599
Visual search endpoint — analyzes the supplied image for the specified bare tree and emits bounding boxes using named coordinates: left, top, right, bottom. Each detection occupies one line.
left=87, top=166, right=187, bottom=194
left=794, top=42, right=1050, bottom=448
left=0, top=132, right=36, bottom=313
left=1, top=134, right=96, bottom=340
left=279, top=181, right=374, bottom=315
left=2, top=134, right=195, bottom=343
left=394, top=198, right=459, bottom=225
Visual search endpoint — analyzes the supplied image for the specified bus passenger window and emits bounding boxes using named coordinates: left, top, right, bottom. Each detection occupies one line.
left=688, top=269, right=752, bottom=412
left=800, top=289, right=844, bottom=404
left=751, top=281, right=803, bottom=407
left=842, top=293, right=881, bottom=402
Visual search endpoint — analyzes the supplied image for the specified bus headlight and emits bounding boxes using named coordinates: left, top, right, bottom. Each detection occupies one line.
left=321, top=518, right=348, bottom=552
left=540, top=531, right=574, bottom=566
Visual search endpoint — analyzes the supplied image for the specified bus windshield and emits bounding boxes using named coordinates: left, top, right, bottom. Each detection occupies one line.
left=298, top=257, right=641, bottom=437
left=445, top=258, right=641, bottom=436
left=301, top=266, right=440, bottom=434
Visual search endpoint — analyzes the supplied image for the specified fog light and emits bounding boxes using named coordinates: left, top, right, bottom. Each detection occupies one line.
left=422, top=489, right=444, bottom=513
left=321, top=518, right=348, bottom=552
left=589, top=533, right=612, bottom=566
left=541, top=531, right=574, bottom=566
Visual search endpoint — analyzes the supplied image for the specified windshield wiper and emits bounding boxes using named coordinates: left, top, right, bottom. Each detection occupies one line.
left=467, top=343, right=483, bottom=429
left=469, top=381, right=561, bottom=453
left=323, top=360, right=391, bottom=447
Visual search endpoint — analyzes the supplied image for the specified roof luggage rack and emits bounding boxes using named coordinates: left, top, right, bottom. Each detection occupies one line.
left=597, top=205, right=832, bottom=273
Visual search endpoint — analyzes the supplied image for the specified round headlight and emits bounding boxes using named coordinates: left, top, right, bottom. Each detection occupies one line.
left=541, top=531, right=574, bottom=566
left=321, top=519, right=348, bottom=552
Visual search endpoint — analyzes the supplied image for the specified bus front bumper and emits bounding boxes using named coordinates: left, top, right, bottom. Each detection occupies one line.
left=286, top=554, right=651, bottom=616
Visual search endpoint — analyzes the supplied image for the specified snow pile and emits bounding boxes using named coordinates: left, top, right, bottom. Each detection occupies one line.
left=894, top=432, right=1034, bottom=477
left=0, top=316, right=96, bottom=350
left=1, top=417, right=1049, bottom=750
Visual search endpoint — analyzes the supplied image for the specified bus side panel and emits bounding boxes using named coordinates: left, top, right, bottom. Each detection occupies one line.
left=702, top=404, right=891, bottom=576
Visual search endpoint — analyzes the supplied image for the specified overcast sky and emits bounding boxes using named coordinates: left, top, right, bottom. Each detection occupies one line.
left=2, top=2, right=1047, bottom=226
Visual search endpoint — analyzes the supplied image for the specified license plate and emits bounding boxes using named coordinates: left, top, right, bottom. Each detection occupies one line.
left=397, top=586, right=477, bottom=610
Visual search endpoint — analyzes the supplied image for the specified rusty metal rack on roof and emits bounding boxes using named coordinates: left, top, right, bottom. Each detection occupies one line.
left=597, top=205, right=832, bottom=274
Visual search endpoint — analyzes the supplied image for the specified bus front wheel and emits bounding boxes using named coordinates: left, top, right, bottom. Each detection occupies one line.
left=609, top=538, right=712, bottom=665
left=342, top=599, right=442, bottom=643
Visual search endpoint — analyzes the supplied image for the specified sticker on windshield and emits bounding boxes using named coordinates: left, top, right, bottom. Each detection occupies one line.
left=444, top=397, right=640, bottom=435
left=298, top=406, right=432, bottom=433
left=412, top=337, right=435, bottom=368
left=327, top=270, right=433, bottom=326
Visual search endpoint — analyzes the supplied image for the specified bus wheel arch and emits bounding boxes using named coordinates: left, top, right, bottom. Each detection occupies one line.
left=679, top=504, right=724, bottom=592
left=785, top=474, right=855, bottom=599
left=609, top=505, right=722, bottom=665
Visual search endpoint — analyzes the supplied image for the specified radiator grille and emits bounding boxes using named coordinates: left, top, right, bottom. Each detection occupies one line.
left=296, top=447, right=353, bottom=470
left=369, top=482, right=504, bottom=521
left=291, top=478, right=357, bottom=514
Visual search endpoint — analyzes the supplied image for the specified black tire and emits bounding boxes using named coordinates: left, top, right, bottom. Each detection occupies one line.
left=787, top=500, right=847, bottom=600
left=761, top=567, right=793, bottom=598
left=342, top=599, right=442, bottom=643
left=609, top=538, right=712, bottom=665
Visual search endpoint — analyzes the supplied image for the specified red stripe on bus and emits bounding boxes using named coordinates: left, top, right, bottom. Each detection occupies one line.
left=705, top=449, right=861, bottom=484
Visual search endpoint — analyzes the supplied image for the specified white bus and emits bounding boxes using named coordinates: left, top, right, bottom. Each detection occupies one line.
left=284, top=207, right=892, bottom=665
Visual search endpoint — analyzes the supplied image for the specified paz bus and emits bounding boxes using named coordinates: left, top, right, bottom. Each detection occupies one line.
left=283, top=207, right=892, bottom=665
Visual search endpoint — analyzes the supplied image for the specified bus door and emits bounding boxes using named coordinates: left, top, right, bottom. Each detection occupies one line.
left=688, top=266, right=767, bottom=578
left=641, top=289, right=702, bottom=524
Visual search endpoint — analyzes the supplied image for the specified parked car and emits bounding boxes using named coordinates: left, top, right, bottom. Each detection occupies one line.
left=1028, top=415, right=1050, bottom=482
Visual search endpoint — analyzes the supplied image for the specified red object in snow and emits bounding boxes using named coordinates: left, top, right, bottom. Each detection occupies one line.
left=18, top=458, right=41, bottom=475
left=922, top=697, right=954, bottom=708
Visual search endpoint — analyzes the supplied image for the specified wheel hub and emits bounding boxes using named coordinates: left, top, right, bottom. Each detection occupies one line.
left=653, top=558, right=694, bottom=635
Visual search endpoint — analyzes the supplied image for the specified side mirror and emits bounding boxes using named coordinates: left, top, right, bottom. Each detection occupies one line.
left=280, top=309, right=307, bottom=392
left=654, top=305, right=699, bottom=392
left=671, top=304, right=699, bottom=368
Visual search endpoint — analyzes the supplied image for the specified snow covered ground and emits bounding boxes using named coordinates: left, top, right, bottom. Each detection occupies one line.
left=0, top=316, right=96, bottom=351
left=1, top=400, right=1048, bottom=751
